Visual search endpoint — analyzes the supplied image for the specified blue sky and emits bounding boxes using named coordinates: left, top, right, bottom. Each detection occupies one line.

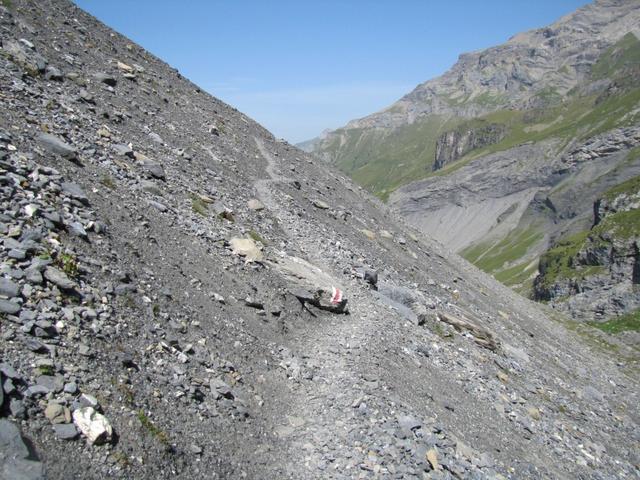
left=74, top=1, right=590, bottom=143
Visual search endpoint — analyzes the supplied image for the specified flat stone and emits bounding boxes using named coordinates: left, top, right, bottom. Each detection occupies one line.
left=398, top=415, right=422, bottom=431
left=112, top=144, right=133, bottom=157
left=24, top=385, right=50, bottom=398
left=52, top=423, right=78, bottom=441
left=94, top=72, right=117, bottom=86
left=36, top=375, right=64, bottom=393
left=44, top=267, right=75, bottom=290
left=61, top=182, right=89, bottom=205
left=0, top=278, right=21, bottom=298
left=0, top=364, right=21, bottom=380
left=0, top=299, right=21, bottom=314
left=142, top=159, right=166, bottom=180
left=210, top=378, right=234, bottom=399
left=426, top=448, right=439, bottom=470
left=140, top=180, right=163, bottom=196
left=36, top=133, right=77, bottom=160
left=247, top=199, right=265, bottom=211
left=312, top=199, right=330, bottom=209
left=147, top=200, right=168, bottom=212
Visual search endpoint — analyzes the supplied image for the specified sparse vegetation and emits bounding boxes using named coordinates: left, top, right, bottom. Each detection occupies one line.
left=248, top=229, right=266, bottom=245
left=589, top=310, right=640, bottom=334
left=462, top=226, right=544, bottom=295
left=137, top=410, right=170, bottom=445
left=112, top=451, right=131, bottom=468
left=536, top=231, right=591, bottom=288
left=190, top=194, right=208, bottom=216
left=37, top=365, right=55, bottom=376
left=100, top=174, right=116, bottom=190
left=592, top=208, right=640, bottom=240
left=56, top=252, right=79, bottom=278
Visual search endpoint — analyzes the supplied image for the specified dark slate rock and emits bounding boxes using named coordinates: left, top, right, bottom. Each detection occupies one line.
left=43, top=267, right=75, bottom=290
left=0, top=419, right=45, bottom=480
left=52, top=423, right=78, bottom=441
left=0, top=278, right=20, bottom=298
left=36, top=133, right=77, bottom=160
left=0, top=299, right=21, bottom=315
left=61, top=182, right=89, bottom=205
left=94, top=72, right=117, bottom=86
left=142, top=159, right=166, bottom=180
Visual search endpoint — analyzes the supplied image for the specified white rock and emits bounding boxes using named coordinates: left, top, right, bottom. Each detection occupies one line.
left=72, top=407, right=113, bottom=444
left=24, top=204, right=38, bottom=217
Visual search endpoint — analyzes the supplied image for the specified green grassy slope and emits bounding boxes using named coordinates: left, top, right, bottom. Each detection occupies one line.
left=319, top=34, right=640, bottom=202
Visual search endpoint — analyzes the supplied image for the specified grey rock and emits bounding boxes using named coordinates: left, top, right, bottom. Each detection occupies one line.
left=94, top=72, right=117, bottom=86
left=52, top=423, right=78, bottom=441
left=36, top=133, right=77, bottom=160
left=9, top=399, right=25, bottom=418
left=78, top=89, right=95, bottom=104
left=398, top=415, right=422, bottom=431
left=0, top=299, right=21, bottom=315
left=67, top=221, right=87, bottom=238
left=147, top=200, right=168, bottom=212
left=210, top=378, right=234, bottom=399
left=43, top=267, right=75, bottom=290
left=0, top=278, right=20, bottom=298
left=0, top=419, right=45, bottom=480
left=44, top=65, right=63, bottom=81
left=112, top=144, right=133, bottom=157
left=36, top=375, right=64, bottom=393
left=0, top=364, right=20, bottom=380
left=142, top=159, right=166, bottom=180
left=63, top=382, right=78, bottom=395
left=24, top=385, right=49, bottom=398
left=61, top=182, right=89, bottom=205
left=148, top=132, right=163, bottom=144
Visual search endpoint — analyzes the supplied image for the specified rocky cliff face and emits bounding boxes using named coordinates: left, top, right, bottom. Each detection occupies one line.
left=0, top=1, right=639, bottom=479
left=534, top=177, right=640, bottom=324
left=433, top=123, right=507, bottom=171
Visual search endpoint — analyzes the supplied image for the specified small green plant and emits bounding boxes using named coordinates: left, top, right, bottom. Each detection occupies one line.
left=1, top=0, right=12, bottom=9
left=100, top=174, right=116, bottom=190
left=190, top=195, right=208, bottom=216
left=152, top=303, right=160, bottom=317
left=117, top=383, right=135, bottom=405
left=248, top=230, right=266, bottom=245
left=56, top=252, right=78, bottom=278
left=137, top=410, right=169, bottom=445
left=112, top=451, right=131, bottom=468
left=37, top=365, right=55, bottom=376
left=432, top=322, right=451, bottom=339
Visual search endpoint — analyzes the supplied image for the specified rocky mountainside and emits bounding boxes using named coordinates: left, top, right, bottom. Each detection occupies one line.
left=308, top=0, right=640, bottom=327
left=0, top=1, right=639, bottom=479
left=534, top=175, right=640, bottom=330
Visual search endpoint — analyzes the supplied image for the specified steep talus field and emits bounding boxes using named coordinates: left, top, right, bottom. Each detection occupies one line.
left=309, top=0, right=640, bottom=332
left=0, top=1, right=639, bottom=479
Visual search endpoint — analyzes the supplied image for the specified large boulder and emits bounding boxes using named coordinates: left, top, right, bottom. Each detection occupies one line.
left=269, top=255, right=348, bottom=313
